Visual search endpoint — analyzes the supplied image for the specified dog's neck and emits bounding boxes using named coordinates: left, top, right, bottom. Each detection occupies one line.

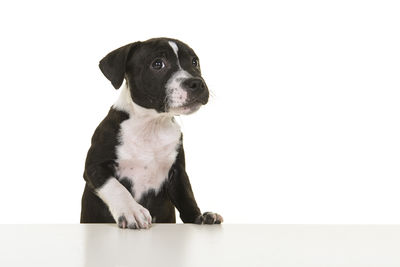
left=113, top=83, right=174, bottom=123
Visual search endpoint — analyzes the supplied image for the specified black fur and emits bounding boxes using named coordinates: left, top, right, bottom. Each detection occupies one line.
left=80, top=38, right=221, bottom=227
left=99, top=38, right=208, bottom=112
left=83, top=108, right=129, bottom=189
left=99, top=42, right=140, bottom=90
left=80, top=121, right=201, bottom=224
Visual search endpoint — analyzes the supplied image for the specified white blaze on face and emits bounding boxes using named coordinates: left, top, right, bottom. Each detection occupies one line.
left=168, top=41, right=180, bottom=67
left=166, top=41, right=192, bottom=110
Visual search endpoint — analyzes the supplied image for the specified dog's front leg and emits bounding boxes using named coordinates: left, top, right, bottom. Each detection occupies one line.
left=84, top=162, right=151, bottom=229
left=167, top=145, right=223, bottom=224
left=95, top=178, right=152, bottom=229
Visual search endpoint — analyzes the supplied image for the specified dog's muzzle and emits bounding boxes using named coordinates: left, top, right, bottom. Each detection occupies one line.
left=166, top=75, right=209, bottom=115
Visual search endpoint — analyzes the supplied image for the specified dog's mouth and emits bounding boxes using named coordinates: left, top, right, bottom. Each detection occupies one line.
left=168, top=100, right=204, bottom=115
left=169, top=97, right=208, bottom=115
left=167, top=90, right=209, bottom=115
left=182, top=98, right=205, bottom=108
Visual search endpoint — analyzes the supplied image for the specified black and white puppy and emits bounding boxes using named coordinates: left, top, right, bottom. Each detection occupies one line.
left=80, top=37, right=223, bottom=229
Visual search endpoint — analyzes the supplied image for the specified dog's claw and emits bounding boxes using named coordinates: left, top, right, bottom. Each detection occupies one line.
left=118, top=215, right=128, bottom=229
left=116, top=205, right=152, bottom=230
left=195, top=212, right=223, bottom=224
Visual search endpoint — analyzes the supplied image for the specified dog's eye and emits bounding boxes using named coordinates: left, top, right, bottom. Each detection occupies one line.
left=151, top=59, right=165, bottom=70
left=192, top=58, right=199, bottom=67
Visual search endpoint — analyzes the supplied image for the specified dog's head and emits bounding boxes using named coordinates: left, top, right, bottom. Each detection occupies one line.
left=99, top=38, right=209, bottom=115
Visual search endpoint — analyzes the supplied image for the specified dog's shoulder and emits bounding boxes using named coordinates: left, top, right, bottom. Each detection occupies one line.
left=91, top=107, right=129, bottom=144
left=85, top=107, right=129, bottom=167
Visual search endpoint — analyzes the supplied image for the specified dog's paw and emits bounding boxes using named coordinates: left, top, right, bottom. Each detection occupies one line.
left=195, top=212, right=223, bottom=224
left=115, top=205, right=152, bottom=229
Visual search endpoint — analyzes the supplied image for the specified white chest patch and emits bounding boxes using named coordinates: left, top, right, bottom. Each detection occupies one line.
left=113, top=87, right=182, bottom=201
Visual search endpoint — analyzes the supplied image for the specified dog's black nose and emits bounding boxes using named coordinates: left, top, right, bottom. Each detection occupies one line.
left=183, top=78, right=206, bottom=92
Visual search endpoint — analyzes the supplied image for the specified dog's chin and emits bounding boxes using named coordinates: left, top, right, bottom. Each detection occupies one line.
left=168, top=102, right=203, bottom=115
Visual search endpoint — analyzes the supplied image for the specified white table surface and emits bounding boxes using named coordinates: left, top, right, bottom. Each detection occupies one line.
left=1, top=224, right=399, bottom=267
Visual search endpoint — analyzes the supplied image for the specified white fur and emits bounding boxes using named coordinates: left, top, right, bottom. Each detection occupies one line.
left=168, top=41, right=179, bottom=56
left=113, top=85, right=182, bottom=201
left=96, top=178, right=152, bottom=228
left=165, top=70, right=192, bottom=108
left=168, top=41, right=180, bottom=67
left=112, top=83, right=133, bottom=111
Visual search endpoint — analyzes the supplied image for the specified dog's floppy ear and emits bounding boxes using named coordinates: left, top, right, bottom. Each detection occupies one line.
left=99, top=42, right=140, bottom=89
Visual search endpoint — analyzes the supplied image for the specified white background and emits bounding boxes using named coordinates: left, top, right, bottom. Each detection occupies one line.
left=0, top=0, right=399, bottom=224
